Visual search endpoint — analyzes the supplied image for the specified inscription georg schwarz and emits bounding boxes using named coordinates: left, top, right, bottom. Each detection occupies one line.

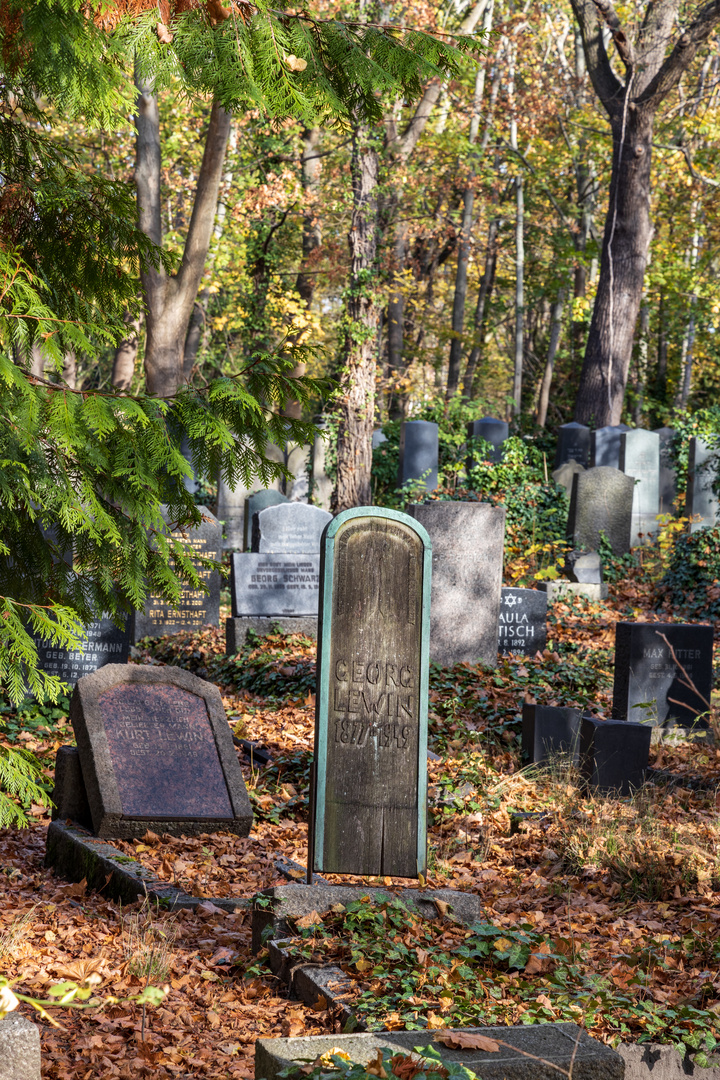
left=98, top=683, right=233, bottom=819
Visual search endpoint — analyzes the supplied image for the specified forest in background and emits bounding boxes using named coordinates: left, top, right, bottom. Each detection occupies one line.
left=37, top=0, right=720, bottom=433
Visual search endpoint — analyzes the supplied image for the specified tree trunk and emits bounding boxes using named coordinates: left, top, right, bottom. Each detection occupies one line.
left=536, top=289, right=565, bottom=427
left=134, top=71, right=232, bottom=398
left=573, top=107, right=654, bottom=425
left=511, top=117, right=524, bottom=417
left=111, top=312, right=141, bottom=391
left=461, top=217, right=498, bottom=399
left=332, top=123, right=379, bottom=512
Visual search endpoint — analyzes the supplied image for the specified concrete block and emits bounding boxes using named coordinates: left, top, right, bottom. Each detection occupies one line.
left=255, top=1023, right=624, bottom=1080
left=0, top=1013, right=41, bottom=1080
left=252, top=883, right=481, bottom=952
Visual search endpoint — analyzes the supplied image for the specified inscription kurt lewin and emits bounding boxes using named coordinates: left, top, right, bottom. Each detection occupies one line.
left=99, top=683, right=233, bottom=819
left=332, top=658, right=414, bottom=748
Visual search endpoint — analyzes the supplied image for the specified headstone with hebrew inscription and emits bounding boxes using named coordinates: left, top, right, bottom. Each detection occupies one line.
left=612, top=621, right=713, bottom=732
left=311, top=508, right=431, bottom=878
left=70, top=665, right=253, bottom=838
left=130, top=507, right=221, bottom=642
left=33, top=616, right=130, bottom=688
left=409, top=502, right=505, bottom=667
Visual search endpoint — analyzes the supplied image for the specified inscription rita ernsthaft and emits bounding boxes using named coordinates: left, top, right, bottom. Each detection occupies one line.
left=331, top=658, right=415, bottom=749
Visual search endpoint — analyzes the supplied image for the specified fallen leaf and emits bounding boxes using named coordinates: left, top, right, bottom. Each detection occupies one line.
left=200, top=970, right=219, bottom=982
left=366, top=1049, right=388, bottom=1078
left=197, top=901, right=226, bottom=917
left=296, top=910, right=323, bottom=930
left=426, top=1012, right=446, bottom=1029
left=50, top=877, right=87, bottom=901
left=434, top=899, right=450, bottom=917
left=311, top=995, right=328, bottom=1011
left=436, top=1032, right=500, bottom=1052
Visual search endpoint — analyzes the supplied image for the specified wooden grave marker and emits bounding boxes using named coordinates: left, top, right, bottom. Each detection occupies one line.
left=310, top=508, right=431, bottom=879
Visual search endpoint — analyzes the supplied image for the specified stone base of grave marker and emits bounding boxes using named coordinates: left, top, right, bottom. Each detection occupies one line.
left=255, top=1025, right=623, bottom=1080
left=521, top=705, right=581, bottom=766
left=226, top=616, right=318, bottom=652
left=71, top=665, right=253, bottom=839
left=537, top=581, right=609, bottom=602
left=0, top=1013, right=42, bottom=1080
left=52, top=747, right=93, bottom=830
left=579, top=716, right=651, bottom=796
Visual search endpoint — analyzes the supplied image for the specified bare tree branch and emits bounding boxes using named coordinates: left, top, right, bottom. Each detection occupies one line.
left=637, top=0, right=720, bottom=108
left=568, top=0, right=625, bottom=117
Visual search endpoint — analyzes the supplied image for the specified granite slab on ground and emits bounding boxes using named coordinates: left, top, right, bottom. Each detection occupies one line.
left=252, top=883, right=481, bottom=952
left=45, top=819, right=249, bottom=911
left=255, top=1023, right=624, bottom=1080
left=0, top=1014, right=41, bottom=1080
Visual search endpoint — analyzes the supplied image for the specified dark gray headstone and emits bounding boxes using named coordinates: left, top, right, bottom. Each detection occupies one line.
left=590, top=424, right=630, bottom=469
left=567, top=467, right=634, bottom=555
left=131, top=507, right=221, bottom=642
left=564, top=550, right=602, bottom=584
left=619, top=429, right=660, bottom=543
left=579, top=716, right=651, bottom=795
left=522, top=705, right=581, bottom=765
left=243, top=489, right=288, bottom=551
left=686, top=436, right=718, bottom=533
left=52, top=746, right=93, bottom=829
left=554, top=422, right=590, bottom=469
left=467, top=416, right=509, bottom=464
left=409, top=502, right=505, bottom=666
left=398, top=421, right=439, bottom=492
left=498, top=588, right=547, bottom=657
left=70, top=664, right=253, bottom=839
left=33, top=616, right=130, bottom=687
left=230, top=553, right=320, bottom=617
left=612, top=621, right=713, bottom=730
left=655, top=427, right=678, bottom=514
left=251, top=502, right=332, bottom=554
left=311, top=508, right=431, bottom=878
left=552, top=459, right=584, bottom=496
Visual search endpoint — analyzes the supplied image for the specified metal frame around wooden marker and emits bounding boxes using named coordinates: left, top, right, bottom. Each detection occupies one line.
left=310, top=506, right=432, bottom=878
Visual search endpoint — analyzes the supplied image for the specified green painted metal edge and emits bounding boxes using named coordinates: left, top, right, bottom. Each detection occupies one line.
left=311, top=506, right=432, bottom=877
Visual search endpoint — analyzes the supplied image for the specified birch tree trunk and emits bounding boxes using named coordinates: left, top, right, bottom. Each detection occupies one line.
left=332, top=123, right=379, bottom=511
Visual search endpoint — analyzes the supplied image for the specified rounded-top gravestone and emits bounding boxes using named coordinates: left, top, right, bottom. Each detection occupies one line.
left=398, top=421, right=439, bottom=492
left=467, top=416, right=509, bottom=464
left=251, top=502, right=332, bottom=554
left=243, top=489, right=288, bottom=551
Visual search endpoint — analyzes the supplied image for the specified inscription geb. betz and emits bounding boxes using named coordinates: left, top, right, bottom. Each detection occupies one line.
left=322, top=516, right=424, bottom=878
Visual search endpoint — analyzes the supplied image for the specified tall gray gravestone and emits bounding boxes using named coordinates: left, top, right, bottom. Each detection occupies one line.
left=554, top=422, right=590, bottom=469
left=310, top=508, right=431, bottom=878
left=612, top=621, right=713, bottom=731
left=70, top=664, right=253, bottom=838
left=467, top=416, right=509, bottom=464
left=619, top=429, right=660, bottom=544
left=567, top=467, right=634, bottom=555
left=655, top=426, right=678, bottom=513
left=243, top=489, right=288, bottom=551
left=686, top=437, right=718, bottom=533
left=33, top=616, right=130, bottom=687
left=252, top=503, right=332, bottom=554
left=131, top=507, right=221, bottom=643
left=590, top=424, right=630, bottom=469
left=398, top=421, right=439, bottom=492
left=408, top=502, right=505, bottom=667
left=498, top=588, right=547, bottom=657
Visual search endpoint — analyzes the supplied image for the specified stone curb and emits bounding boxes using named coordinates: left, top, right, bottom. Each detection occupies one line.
left=0, top=1013, right=41, bottom=1080
left=255, top=1022, right=623, bottom=1080
left=45, top=820, right=248, bottom=912
left=268, top=939, right=360, bottom=1031
left=251, top=882, right=481, bottom=953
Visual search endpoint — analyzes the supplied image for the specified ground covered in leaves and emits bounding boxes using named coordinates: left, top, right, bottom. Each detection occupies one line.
left=2, top=566, right=720, bottom=1076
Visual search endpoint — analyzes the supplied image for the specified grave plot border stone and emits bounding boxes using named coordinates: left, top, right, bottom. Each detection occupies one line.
left=310, top=507, right=432, bottom=880
left=71, top=664, right=253, bottom=839
left=225, top=615, right=318, bottom=652
left=255, top=1024, right=624, bottom=1080
left=0, top=1013, right=42, bottom=1080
